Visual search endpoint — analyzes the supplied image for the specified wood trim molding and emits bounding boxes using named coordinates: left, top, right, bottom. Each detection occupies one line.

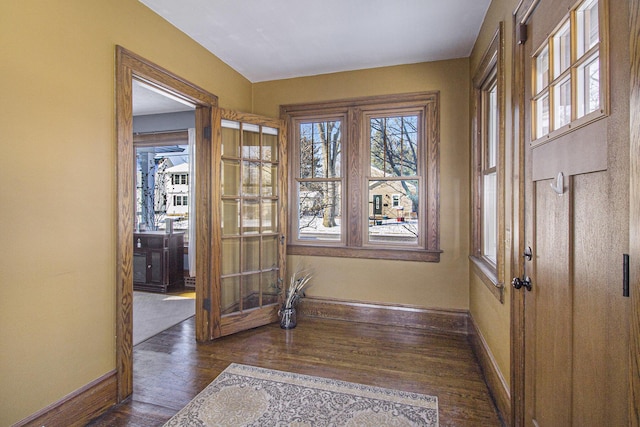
left=14, top=371, right=117, bottom=427
left=133, top=130, right=189, bottom=146
left=629, top=0, right=640, bottom=424
left=470, top=22, right=506, bottom=303
left=116, top=45, right=218, bottom=401
left=470, top=255, right=505, bottom=303
left=510, top=1, right=539, bottom=425
left=281, top=91, right=441, bottom=260
left=298, top=296, right=468, bottom=334
left=468, top=316, right=511, bottom=426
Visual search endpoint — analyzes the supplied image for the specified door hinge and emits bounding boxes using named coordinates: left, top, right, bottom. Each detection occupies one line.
left=203, top=298, right=211, bottom=312
left=623, top=254, right=630, bottom=297
left=517, top=23, right=528, bottom=45
left=204, top=126, right=211, bottom=140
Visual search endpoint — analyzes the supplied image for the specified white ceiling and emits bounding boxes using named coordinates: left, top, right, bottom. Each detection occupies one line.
left=132, top=79, right=195, bottom=116
left=138, top=0, right=491, bottom=83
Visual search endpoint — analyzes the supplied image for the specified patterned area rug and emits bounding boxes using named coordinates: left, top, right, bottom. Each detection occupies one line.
left=164, top=363, right=438, bottom=426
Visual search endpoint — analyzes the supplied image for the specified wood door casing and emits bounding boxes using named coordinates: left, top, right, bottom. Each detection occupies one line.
left=115, top=46, right=218, bottom=400
left=629, top=0, right=640, bottom=424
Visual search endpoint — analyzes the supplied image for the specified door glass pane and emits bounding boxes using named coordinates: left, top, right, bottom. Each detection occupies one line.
left=221, top=276, right=240, bottom=315
left=222, top=199, right=240, bottom=236
left=242, top=124, right=260, bottom=159
left=553, top=21, right=571, bottom=77
left=261, top=164, right=277, bottom=196
left=222, top=160, right=240, bottom=196
left=577, top=54, right=600, bottom=118
left=536, top=46, right=549, bottom=94
left=577, top=0, right=599, bottom=58
left=242, top=161, right=260, bottom=196
left=243, top=274, right=261, bottom=310
left=243, top=199, right=260, bottom=234
left=221, top=238, right=240, bottom=275
left=262, top=200, right=277, bottom=233
left=261, top=270, right=279, bottom=305
left=222, top=120, right=240, bottom=158
left=261, top=235, right=278, bottom=270
left=262, top=127, right=278, bottom=161
left=297, top=181, right=342, bottom=241
left=242, top=236, right=260, bottom=272
left=536, top=93, right=550, bottom=138
left=368, top=180, right=419, bottom=245
left=554, top=77, right=572, bottom=129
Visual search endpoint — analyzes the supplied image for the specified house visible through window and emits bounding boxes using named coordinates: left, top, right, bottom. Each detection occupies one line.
left=532, top=0, right=604, bottom=142
left=172, top=173, right=188, bottom=185
left=173, top=195, right=188, bottom=206
left=282, top=92, right=440, bottom=262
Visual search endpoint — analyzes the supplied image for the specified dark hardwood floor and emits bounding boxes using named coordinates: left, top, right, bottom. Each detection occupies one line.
left=88, top=316, right=503, bottom=426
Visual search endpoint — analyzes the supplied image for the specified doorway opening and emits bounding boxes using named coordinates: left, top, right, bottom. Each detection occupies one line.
left=132, top=79, right=196, bottom=345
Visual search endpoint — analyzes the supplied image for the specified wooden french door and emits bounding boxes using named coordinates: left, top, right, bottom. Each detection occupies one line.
left=513, top=0, right=630, bottom=425
left=208, top=109, right=287, bottom=338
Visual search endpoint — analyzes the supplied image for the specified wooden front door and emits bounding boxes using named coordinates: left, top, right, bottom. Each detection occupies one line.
left=514, top=0, right=630, bottom=425
left=209, top=109, right=287, bottom=338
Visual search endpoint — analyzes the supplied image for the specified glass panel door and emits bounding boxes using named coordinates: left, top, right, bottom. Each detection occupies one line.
left=215, top=111, right=285, bottom=337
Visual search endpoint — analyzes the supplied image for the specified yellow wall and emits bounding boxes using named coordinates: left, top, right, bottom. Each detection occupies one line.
left=253, top=59, right=471, bottom=310
left=0, top=1, right=251, bottom=424
left=467, top=0, right=521, bottom=390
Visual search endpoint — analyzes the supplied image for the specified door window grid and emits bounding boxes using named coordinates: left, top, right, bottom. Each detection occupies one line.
left=532, top=0, right=604, bottom=142
left=220, top=120, right=280, bottom=315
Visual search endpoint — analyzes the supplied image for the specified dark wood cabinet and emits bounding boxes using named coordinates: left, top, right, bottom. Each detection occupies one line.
left=133, top=232, right=184, bottom=293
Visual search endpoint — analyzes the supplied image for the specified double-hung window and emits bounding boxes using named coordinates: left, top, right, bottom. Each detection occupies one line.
left=532, top=0, right=606, bottom=143
left=282, top=93, right=441, bottom=262
left=471, top=23, right=505, bottom=302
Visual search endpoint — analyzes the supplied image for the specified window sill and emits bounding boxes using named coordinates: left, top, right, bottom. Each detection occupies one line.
left=289, top=244, right=441, bottom=262
left=469, top=255, right=504, bottom=303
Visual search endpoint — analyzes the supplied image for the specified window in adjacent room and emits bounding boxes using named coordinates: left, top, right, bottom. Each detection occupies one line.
left=173, top=195, right=188, bottom=206
left=282, top=92, right=440, bottom=262
left=471, top=23, right=505, bottom=302
left=172, top=173, right=188, bottom=185
left=532, top=0, right=606, bottom=143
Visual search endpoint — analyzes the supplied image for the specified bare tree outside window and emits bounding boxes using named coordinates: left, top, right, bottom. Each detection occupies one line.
left=368, top=115, right=420, bottom=244
left=284, top=92, right=440, bottom=261
left=297, top=121, right=342, bottom=240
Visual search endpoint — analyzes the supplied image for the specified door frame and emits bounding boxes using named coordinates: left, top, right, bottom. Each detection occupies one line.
left=629, top=0, right=640, bottom=423
left=510, top=2, right=538, bottom=425
left=115, top=46, right=218, bottom=401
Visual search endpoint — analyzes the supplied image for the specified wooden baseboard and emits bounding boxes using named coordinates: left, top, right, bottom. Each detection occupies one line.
left=298, top=296, right=469, bottom=335
left=14, top=370, right=117, bottom=427
left=467, top=316, right=511, bottom=426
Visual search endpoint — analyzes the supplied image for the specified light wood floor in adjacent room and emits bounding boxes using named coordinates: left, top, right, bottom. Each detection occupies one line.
left=88, top=316, right=503, bottom=426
